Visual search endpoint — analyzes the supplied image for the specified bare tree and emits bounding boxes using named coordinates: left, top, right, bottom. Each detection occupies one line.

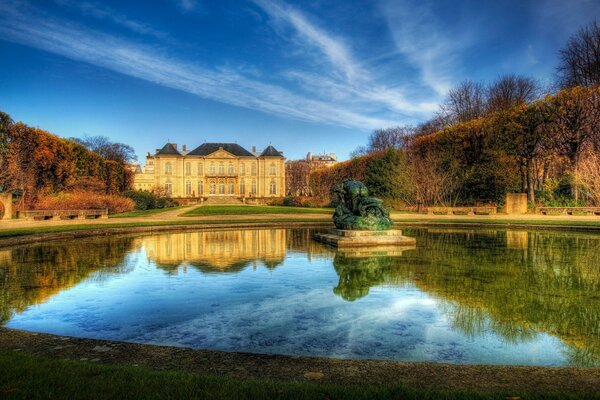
left=557, top=20, right=600, bottom=88
left=350, top=126, right=414, bottom=156
left=440, top=80, right=487, bottom=124
left=72, top=135, right=137, bottom=164
left=487, top=74, right=542, bottom=112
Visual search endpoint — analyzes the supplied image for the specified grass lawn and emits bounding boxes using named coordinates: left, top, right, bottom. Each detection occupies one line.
left=183, top=205, right=332, bottom=216
left=110, top=206, right=184, bottom=218
left=0, top=351, right=591, bottom=400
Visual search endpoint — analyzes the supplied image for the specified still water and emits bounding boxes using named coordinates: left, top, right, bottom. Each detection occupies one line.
left=1, top=228, right=599, bottom=366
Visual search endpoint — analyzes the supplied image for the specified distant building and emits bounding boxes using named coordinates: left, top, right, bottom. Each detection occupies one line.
left=305, top=152, right=337, bottom=169
left=133, top=142, right=286, bottom=201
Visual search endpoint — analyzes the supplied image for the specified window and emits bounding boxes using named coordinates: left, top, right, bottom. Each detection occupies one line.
left=165, top=182, right=172, bottom=194
left=228, top=181, right=234, bottom=194
left=269, top=180, right=276, bottom=195
left=240, top=180, right=246, bottom=195
left=197, top=163, right=203, bottom=175
left=219, top=182, right=225, bottom=194
left=209, top=163, right=215, bottom=175
left=228, top=162, right=234, bottom=175
left=251, top=163, right=257, bottom=175
left=219, top=163, right=225, bottom=175
left=209, top=181, right=216, bottom=194
left=165, top=162, right=172, bottom=175
left=240, top=163, right=246, bottom=175
left=185, top=162, right=191, bottom=175
left=198, top=181, right=204, bottom=195
left=251, top=180, right=257, bottom=195
left=186, top=181, right=192, bottom=196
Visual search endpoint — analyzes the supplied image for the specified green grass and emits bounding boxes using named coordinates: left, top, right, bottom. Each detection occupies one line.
left=0, top=351, right=593, bottom=400
left=110, top=206, right=184, bottom=218
left=183, top=205, right=333, bottom=216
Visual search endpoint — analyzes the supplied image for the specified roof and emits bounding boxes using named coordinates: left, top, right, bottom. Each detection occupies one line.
left=260, top=145, right=284, bottom=157
left=155, top=143, right=181, bottom=156
left=187, top=143, right=255, bottom=157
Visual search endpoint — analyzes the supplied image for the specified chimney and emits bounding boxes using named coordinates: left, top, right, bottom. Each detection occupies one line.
left=173, top=143, right=177, bottom=150
left=183, top=144, right=187, bottom=152
left=252, top=146, right=256, bottom=153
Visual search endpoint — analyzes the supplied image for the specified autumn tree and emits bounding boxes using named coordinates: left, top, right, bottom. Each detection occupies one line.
left=497, top=101, right=553, bottom=203
left=350, top=126, right=412, bottom=157
left=285, top=160, right=311, bottom=196
left=548, top=85, right=600, bottom=201
left=557, top=20, right=600, bottom=88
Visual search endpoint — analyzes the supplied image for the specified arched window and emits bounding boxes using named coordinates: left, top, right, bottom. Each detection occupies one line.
left=251, top=179, right=257, bottom=195
left=185, top=181, right=192, bottom=196
left=185, top=162, right=191, bottom=175
left=208, top=163, right=215, bottom=175
left=219, top=182, right=225, bottom=194
left=219, top=163, right=225, bottom=175
left=269, top=163, right=276, bottom=175
left=197, top=163, right=203, bottom=175
left=165, top=162, right=172, bottom=175
left=228, top=181, right=234, bottom=194
left=228, top=162, right=234, bottom=175
left=240, top=163, right=246, bottom=175
left=269, top=180, right=276, bottom=195
left=240, top=180, right=246, bottom=195
left=209, top=181, right=216, bottom=194
left=165, top=182, right=173, bottom=194
left=198, top=181, right=204, bottom=195
left=251, top=163, right=257, bottom=175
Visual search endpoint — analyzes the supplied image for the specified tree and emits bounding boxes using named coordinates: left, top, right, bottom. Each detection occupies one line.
left=487, top=74, right=542, bottom=112
left=285, top=160, right=312, bottom=196
left=497, top=102, right=553, bottom=203
left=364, top=148, right=414, bottom=204
left=350, top=126, right=413, bottom=157
left=73, top=135, right=137, bottom=164
left=440, top=80, right=487, bottom=124
left=548, top=86, right=600, bottom=201
left=557, top=20, right=600, bottom=88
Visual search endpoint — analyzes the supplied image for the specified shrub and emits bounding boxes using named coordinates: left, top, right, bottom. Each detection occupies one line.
left=35, top=191, right=135, bottom=214
left=122, top=190, right=176, bottom=210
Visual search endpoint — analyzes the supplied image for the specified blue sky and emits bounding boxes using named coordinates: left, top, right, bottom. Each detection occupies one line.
left=0, top=0, right=598, bottom=161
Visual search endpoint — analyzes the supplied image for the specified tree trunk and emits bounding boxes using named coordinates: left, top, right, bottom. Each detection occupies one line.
left=526, top=158, right=535, bottom=204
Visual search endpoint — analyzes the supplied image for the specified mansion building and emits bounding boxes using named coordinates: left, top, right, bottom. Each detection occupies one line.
left=133, top=142, right=285, bottom=201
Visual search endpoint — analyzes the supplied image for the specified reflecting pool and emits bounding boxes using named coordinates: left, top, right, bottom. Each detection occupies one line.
left=1, top=227, right=599, bottom=366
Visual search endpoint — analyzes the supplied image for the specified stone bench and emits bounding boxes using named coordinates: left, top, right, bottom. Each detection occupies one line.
left=427, top=206, right=497, bottom=216
left=538, top=207, right=600, bottom=216
left=17, top=209, right=109, bottom=221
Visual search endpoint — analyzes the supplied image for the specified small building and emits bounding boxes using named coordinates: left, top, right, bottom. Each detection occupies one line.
left=306, top=152, right=337, bottom=169
left=133, top=142, right=286, bottom=202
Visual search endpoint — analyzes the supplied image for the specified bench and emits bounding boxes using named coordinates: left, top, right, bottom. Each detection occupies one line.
left=538, top=207, right=600, bottom=216
left=427, top=206, right=497, bottom=216
left=17, top=209, right=109, bottom=221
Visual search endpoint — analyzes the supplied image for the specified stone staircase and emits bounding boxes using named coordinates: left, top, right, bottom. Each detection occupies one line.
left=203, top=196, right=244, bottom=205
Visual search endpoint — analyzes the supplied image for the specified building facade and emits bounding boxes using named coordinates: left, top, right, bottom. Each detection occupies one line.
left=133, top=142, right=285, bottom=201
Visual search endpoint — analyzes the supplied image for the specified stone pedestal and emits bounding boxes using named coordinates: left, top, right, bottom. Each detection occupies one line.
left=313, top=229, right=416, bottom=248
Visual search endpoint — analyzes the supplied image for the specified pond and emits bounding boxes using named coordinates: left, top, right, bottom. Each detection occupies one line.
left=1, top=227, right=599, bottom=367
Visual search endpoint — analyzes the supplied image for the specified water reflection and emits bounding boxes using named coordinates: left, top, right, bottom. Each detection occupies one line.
left=1, top=227, right=599, bottom=366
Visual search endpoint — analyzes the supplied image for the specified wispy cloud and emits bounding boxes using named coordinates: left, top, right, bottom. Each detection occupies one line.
left=170, top=0, right=198, bottom=13
left=379, top=0, right=474, bottom=96
left=0, top=1, right=398, bottom=129
left=253, top=0, right=437, bottom=116
left=55, top=0, right=167, bottom=39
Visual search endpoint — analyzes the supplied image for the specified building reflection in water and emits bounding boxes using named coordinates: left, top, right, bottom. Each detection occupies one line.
left=135, top=229, right=289, bottom=273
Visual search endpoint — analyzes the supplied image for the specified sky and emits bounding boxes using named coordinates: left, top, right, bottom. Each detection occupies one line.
left=0, top=0, right=598, bottom=162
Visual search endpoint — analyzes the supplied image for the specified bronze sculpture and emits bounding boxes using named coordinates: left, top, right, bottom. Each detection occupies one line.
left=332, top=179, right=392, bottom=230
